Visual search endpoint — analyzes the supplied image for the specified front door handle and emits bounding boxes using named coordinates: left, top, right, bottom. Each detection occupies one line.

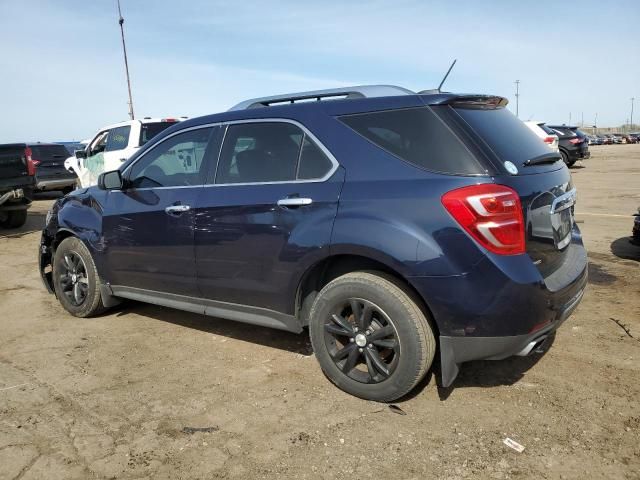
left=277, top=197, right=313, bottom=207
left=165, top=204, right=191, bottom=215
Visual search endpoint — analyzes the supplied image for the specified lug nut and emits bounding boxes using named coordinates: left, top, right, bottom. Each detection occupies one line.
left=349, top=338, right=354, bottom=343
left=368, top=344, right=373, bottom=348
left=358, top=348, right=363, bottom=352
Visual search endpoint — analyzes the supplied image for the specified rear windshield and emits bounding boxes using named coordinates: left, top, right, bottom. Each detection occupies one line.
left=139, top=122, right=176, bottom=146
left=30, top=145, right=71, bottom=163
left=454, top=107, right=553, bottom=166
left=339, top=107, right=484, bottom=175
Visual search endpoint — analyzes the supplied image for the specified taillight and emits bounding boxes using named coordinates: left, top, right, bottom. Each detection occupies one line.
left=24, top=147, right=37, bottom=176
left=543, top=136, right=555, bottom=144
left=569, top=138, right=582, bottom=145
left=441, top=184, right=525, bottom=255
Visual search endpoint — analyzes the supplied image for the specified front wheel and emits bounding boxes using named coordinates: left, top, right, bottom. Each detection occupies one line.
left=309, top=272, right=436, bottom=402
left=52, top=237, right=105, bottom=317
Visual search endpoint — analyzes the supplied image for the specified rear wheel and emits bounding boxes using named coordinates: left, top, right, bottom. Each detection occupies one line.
left=561, top=150, right=575, bottom=167
left=53, top=237, right=105, bottom=317
left=309, top=272, right=436, bottom=402
left=0, top=209, right=27, bottom=228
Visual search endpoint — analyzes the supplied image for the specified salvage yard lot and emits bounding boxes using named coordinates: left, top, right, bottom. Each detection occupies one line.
left=1, top=146, right=639, bottom=479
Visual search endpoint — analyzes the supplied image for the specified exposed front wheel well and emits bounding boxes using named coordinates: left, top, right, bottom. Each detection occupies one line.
left=296, top=255, right=438, bottom=336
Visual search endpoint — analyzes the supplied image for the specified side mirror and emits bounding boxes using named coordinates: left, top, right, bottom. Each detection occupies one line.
left=98, top=170, right=124, bottom=190
left=75, top=149, right=87, bottom=159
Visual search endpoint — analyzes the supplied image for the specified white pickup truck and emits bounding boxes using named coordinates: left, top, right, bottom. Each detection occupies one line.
left=65, top=117, right=183, bottom=188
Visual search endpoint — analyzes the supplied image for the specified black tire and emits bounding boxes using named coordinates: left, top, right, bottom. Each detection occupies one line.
left=560, top=150, right=571, bottom=166
left=0, top=209, right=27, bottom=228
left=52, top=237, right=105, bottom=317
left=309, top=271, right=436, bottom=402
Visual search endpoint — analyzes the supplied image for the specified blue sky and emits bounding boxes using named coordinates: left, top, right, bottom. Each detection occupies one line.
left=0, top=0, right=637, bottom=142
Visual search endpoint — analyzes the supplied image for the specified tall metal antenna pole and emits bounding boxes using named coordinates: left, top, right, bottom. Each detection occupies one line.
left=117, top=0, right=135, bottom=120
left=514, top=80, right=520, bottom=118
left=631, top=97, right=635, bottom=129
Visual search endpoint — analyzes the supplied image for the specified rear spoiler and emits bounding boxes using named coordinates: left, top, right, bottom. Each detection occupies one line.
left=421, top=93, right=509, bottom=109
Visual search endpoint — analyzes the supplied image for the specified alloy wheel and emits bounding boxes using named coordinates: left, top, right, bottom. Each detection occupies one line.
left=323, top=298, right=400, bottom=383
left=58, top=251, right=89, bottom=306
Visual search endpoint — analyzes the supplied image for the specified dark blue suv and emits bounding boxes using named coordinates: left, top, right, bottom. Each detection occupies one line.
left=39, top=85, right=587, bottom=401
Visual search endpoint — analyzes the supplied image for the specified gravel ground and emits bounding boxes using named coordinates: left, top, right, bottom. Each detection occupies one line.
left=1, top=145, right=639, bottom=479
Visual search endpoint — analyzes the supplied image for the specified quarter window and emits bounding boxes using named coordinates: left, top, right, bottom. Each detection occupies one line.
left=215, top=122, right=333, bottom=184
left=129, top=127, right=214, bottom=188
left=340, top=107, right=484, bottom=175
left=105, top=126, right=131, bottom=152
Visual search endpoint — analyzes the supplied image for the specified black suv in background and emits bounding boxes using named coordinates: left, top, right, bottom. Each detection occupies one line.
left=548, top=126, right=590, bottom=166
left=30, top=143, right=77, bottom=193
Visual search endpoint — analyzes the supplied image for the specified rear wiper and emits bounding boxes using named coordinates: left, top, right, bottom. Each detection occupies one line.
left=523, top=152, right=561, bottom=166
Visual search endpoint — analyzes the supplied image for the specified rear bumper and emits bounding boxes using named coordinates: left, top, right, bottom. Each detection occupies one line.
left=568, top=146, right=590, bottom=160
left=439, top=284, right=585, bottom=387
left=36, top=177, right=76, bottom=191
left=408, top=234, right=588, bottom=387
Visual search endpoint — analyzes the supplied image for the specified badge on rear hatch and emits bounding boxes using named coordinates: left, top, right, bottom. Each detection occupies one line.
left=504, top=161, right=518, bottom=175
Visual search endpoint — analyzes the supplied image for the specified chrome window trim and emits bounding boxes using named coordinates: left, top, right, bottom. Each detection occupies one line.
left=122, top=118, right=340, bottom=190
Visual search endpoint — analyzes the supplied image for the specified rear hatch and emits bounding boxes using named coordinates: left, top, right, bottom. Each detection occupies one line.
left=31, top=144, right=76, bottom=180
left=0, top=144, right=33, bottom=190
left=444, top=104, right=580, bottom=282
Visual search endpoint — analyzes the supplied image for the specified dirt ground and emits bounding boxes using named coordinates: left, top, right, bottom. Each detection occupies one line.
left=1, top=145, right=639, bottom=480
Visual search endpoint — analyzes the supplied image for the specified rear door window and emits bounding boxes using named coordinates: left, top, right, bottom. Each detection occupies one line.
left=215, top=122, right=333, bottom=184
left=105, top=126, right=131, bottom=152
left=339, top=107, right=484, bottom=175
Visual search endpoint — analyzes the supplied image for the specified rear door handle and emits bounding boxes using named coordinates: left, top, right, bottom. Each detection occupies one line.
left=277, top=197, right=313, bottom=207
left=165, top=204, right=191, bottom=215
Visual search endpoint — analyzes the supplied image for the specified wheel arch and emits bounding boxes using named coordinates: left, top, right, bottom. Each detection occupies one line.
left=295, top=253, right=440, bottom=338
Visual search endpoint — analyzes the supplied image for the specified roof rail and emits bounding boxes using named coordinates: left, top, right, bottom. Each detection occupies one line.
left=228, top=85, right=415, bottom=111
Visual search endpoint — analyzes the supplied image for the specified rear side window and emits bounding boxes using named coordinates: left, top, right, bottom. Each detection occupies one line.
left=339, top=107, right=483, bottom=175
left=105, top=126, right=131, bottom=152
left=215, top=122, right=333, bottom=184
left=140, top=122, right=177, bottom=146
left=455, top=107, right=552, bottom=165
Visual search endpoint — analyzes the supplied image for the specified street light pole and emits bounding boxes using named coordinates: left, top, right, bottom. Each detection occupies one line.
left=631, top=97, right=635, bottom=130
left=514, top=80, right=520, bottom=118
left=117, top=0, right=135, bottom=120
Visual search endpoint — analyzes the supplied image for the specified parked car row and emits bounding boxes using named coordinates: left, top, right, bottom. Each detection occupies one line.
left=38, top=85, right=588, bottom=401
left=587, top=133, right=639, bottom=145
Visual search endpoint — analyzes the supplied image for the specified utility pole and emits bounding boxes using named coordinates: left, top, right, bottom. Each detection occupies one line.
left=631, top=97, right=635, bottom=129
left=117, top=0, right=135, bottom=120
left=514, top=80, right=520, bottom=118
left=581, top=112, right=584, bottom=127
left=569, top=112, right=572, bottom=125
left=594, top=112, right=598, bottom=135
